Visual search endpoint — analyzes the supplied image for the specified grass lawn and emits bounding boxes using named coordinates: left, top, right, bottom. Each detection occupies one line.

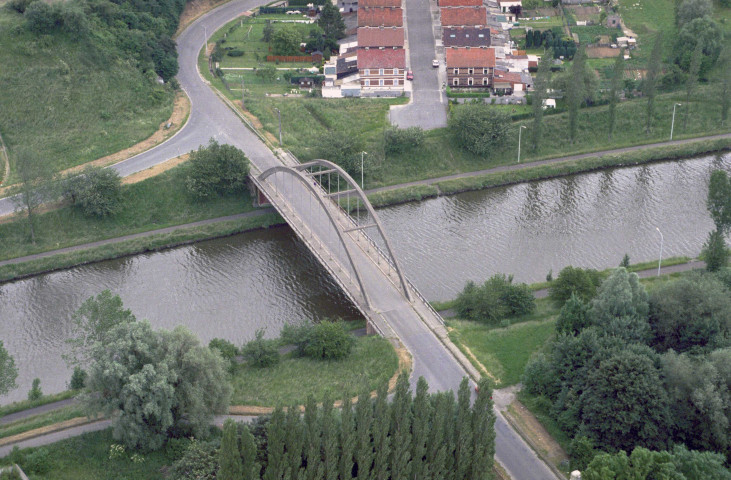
left=0, top=405, right=84, bottom=440
left=0, top=164, right=256, bottom=261
left=0, top=10, right=174, bottom=183
left=570, top=25, right=618, bottom=45
left=230, top=335, right=399, bottom=406
left=0, top=429, right=181, bottom=480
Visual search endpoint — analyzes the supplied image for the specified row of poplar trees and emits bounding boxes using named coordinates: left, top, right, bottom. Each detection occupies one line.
left=218, top=374, right=496, bottom=480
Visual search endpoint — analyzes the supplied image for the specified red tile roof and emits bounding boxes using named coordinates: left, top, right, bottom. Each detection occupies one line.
left=358, top=7, right=403, bottom=27
left=358, top=27, right=405, bottom=47
left=440, top=7, right=486, bottom=26
left=357, top=48, right=406, bottom=69
left=360, top=0, right=402, bottom=7
left=439, top=0, right=482, bottom=6
left=493, top=70, right=524, bottom=84
left=445, top=47, right=495, bottom=67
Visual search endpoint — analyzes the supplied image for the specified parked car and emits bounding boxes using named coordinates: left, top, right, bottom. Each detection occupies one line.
left=432, top=59, right=439, bottom=68
left=406, top=70, right=413, bottom=80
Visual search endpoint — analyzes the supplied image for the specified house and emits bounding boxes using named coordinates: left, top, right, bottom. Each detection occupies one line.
left=492, top=68, right=526, bottom=94
left=358, top=26, right=405, bottom=48
left=360, top=0, right=401, bottom=6
left=438, top=0, right=482, bottom=6
left=358, top=7, right=403, bottom=27
left=616, top=36, right=636, bottom=48
left=299, top=77, right=315, bottom=88
left=445, top=46, right=496, bottom=87
left=542, top=98, right=556, bottom=109
left=339, top=0, right=358, bottom=13
left=496, top=0, right=521, bottom=13
left=606, top=14, right=621, bottom=28
left=442, top=27, right=491, bottom=47
left=357, top=48, right=406, bottom=92
left=440, top=7, right=487, bottom=27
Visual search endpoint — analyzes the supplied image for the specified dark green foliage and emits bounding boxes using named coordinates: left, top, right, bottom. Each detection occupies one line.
left=354, top=386, right=374, bottom=480
left=454, top=378, right=474, bottom=480
left=339, top=395, right=356, bottom=480
left=674, top=16, right=722, bottom=74
left=702, top=229, right=730, bottom=272
left=620, top=253, right=630, bottom=268
left=707, top=170, right=731, bottom=234
left=287, top=320, right=356, bottom=360
left=21, top=447, right=52, bottom=474
left=555, top=293, right=590, bottom=336
left=588, top=268, right=649, bottom=329
left=262, top=21, right=274, bottom=42
left=0, top=340, right=18, bottom=396
left=209, top=338, right=240, bottom=363
left=227, top=49, right=245, bottom=57
left=567, top=46, right=587, bottom=142
left=64, top=167, right=123, bottom=218
left=317, top=1, right=345, bottom=41
left=271, top=25, right=303, bottom=55
left=170, top=439, right=219, bottom=480
left=410, top=377, right=430, bottom=480
left=522, top=352, right=557, bottom=397
left=314, top=130, right=365, bottom=178
left=241, top=330, right=280, bottom=368
left=470, top=378, right=495, bottom=480
left=24, top=2, right=59, bottom=34
left=186, top=139, right=251, bottom=198
left=304, top=395, right=324, bottom=480
left=285, top=404, right=305, bottom=478
left=264, top=407, right=287, bottom=480
left=8, top=0, right=33, bottom=14
left=371, top=382, right=390, bottom=480
left=449, top=105, right=511, bottom=156
left=568, top=436, right=596, bottom=471
left=720, top=48, right=730, bottom=125
left=219, top=419, right=244, bottom=480
left=455, top=274, right=535, bottom=324
left=388, top=373, right=412, bottom=480
left=645, top=33, right=664, bottom=133
left=27, top=378, right=42, bottom=401
left=240, top=423, right=259, bottom=480
left=532, top=49, right=553, bottom=151
left=671, top=444, right=731, bottom=479
left=649, top=273, right=731, bottom=353
left=69, top=366, right=87, bottom=390
left=548, top=265, right=601, bottom=306
left=322, top=394, right=339, bottom=480
left=384, top=127, right=425, bottom=154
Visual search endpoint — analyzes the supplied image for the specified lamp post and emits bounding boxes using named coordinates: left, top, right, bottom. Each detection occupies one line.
left=518, top=125, right=527, bottom=163
left=670, top=103, right=681, bottom=140
left=274, top=108, right=282, bottom=145
left=656, top=227, right=664, bottom=277
left=360, top=151, right=368, bottom=189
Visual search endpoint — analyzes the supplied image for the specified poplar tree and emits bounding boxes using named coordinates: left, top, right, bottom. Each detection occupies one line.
left=531, top=49, right=553, bottom=151
left=410, top=377, right=431, bottom=480
left=454, top=378, right=474, bottom=480
left=322, top=394, right=339, bottom=480
left=470, top=378, right=496, bottom=480
left=240, top=423, right=259, bottom=480
left=371, top=382, right=391, bottom=480
left=285, top=405, right=305, bottom=478
left=355, top=386, right=374, bottom=480
left=645, top=33, right=664, bottom=133
left=683, top=41, right=703, bottom=130
left=304, top=396, right=324, bottom=480
left=718, top=47, right=730, bottom=125
left=265, top=407, right=287, bottom=480
left=568, top=46, right=587, bottom=143
left=426, top=393, right=452, bottom=480
left=219, top=419, right=244, bottom=480
left=607, top=51, right=624, bottom=141
left=339, top=395, right=356, bottom=480
left=389, top=372, right=412, bottom=479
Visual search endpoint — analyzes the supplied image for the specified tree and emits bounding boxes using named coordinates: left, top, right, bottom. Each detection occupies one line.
left=644, top=33, right=663, bottom=133
left=264, top=407, right=287, bottom=480
left=470, top=377, right=495, bottom=480
left=27, top=378, right=42, bottom=400
left=580, top=350, right=670, bottom=452
left=583, top=448, right=681, bottom=480
left=271, top=25, right=303, bottom=56
left=83, top=321, right=231, bottom=450
left=64, top=167, right=123, bottom=217
left=255, top=65, right=277, bottom=82
left=671, top=445, right=731, bottom=480
left=185, top=139, right=250, bottom=198
left=720, top=48, right=730, bottom=125
left=354, top=385, right=373, bottom=480
left=565, top=46, right=590, bottom=143
left=455, top=274, right=535, bottom=324
left=674, top=16, right=722, bottom=74
left=170, top=439, right=220, bottom=480
left=285, top=402, right=305, bottom=478
left=13, top=147, right=54, bottom=244
left=548, top=265, right=602, bottom=306
left=388, top=372, right=412, bottom=480
left=531, top=50, right=553, bottom=151
left=555, top=292, right=590, bottom=336
left=318, top=2, right=345, bottom=41
left=449, top=106, right=511, bottom=156
left=702, top=229, right=730, bottom=272
left=607, top=52, right=624, bottom=141
left=240, top=423, right=259, bottom=480
left=410, top=377, right=430, bottom=480
left=303, top=395, right=324, bottom=480
left=454, top=378, right=474, bottom=480
left=682, top=41, right=702, bottom=130
left=241, top=329, right=280, bottom=367
left=262, top=20, right=274, bottom=42
left=0, top=340, right=18, bottom=396
left=589, top=268, right=649, bottom=325
left=676, top=0, right=713, bottom=27
left=314, top=130, right=364, bottom=178
left=707, top=169, right=731, bottom=234
left=339, top=395, right=356, bottom=480
left=219, top=419, right=244, bottom=480
left=371, top=382, right=390, bottom=480
left=322, top=394, right=338, bottom=480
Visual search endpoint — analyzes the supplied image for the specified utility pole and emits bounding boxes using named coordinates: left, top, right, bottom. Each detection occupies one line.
left=274, top=108, right=282, bottom=145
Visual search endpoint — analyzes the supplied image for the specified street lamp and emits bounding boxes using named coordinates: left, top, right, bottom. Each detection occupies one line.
left=518, top=125, right=527, bottom=163
left=274, top=108, right=282, bottom=145
left=360, top=151, right=368, bottom=189
left=656, top=227, right=664, bottom=277
left=670, top=103, right=681, bottom=141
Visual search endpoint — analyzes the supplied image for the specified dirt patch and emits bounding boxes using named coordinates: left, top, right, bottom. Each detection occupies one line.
left=505, top=399, right=569, bottom=471
left=122, top=154, right=190, bottom=185
left=587, top=46, right=622, bottom=58
left=177, top=0, right=233, bottom=37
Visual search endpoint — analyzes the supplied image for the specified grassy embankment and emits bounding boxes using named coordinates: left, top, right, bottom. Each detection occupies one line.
left=0, top=8, right=175, bottom=185
left=0, top=406, right=85, bottom=442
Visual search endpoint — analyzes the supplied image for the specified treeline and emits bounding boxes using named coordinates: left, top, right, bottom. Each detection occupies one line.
left=525, top=29, right=576, bottom=60
left=523, top=266, right=731, bottom=468
left=174, top=374, right=497, bottom=480
left=7, top=0, right=188, bottom=81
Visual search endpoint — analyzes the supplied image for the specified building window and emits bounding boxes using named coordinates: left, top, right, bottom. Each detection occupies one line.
left=468, top=68, right=474, bottom=74
left=482, top=77, right=488, bottom=86
left=453, top=68, right=459, bottom=75
left=379, top=79, right=384, bottom=86
left=394, top=68, right=399, bottom=75
left=364, top=69, right=370, bottom=76
left=379, top=68, right=384, bottom=75
left=468, top=77, right=473, bottom=86
left=394, top=78, right=399, bottom=85
left=365, top=79, right=370, bottom=86
left=453, top=77, right=459, bottom=86
left=483, top=68, right=488, bottom=74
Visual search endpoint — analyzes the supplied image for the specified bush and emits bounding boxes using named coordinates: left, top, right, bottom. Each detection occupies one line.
left=24, top=1, right=60, bottom=34
left=449, top=106, right=510, bottom=156
left=227, top=49, right=245, bottom=57
left=64, top=167, right=123, bottom=217
left=69, top=366, right=87, bottom=390
left=186, top=139, right=250, bottom=198
left=23, top=448, right=52, bottom=474
left=301, top=320, right=355, bottom=360
left=169, top=439, right=219, bottom=480
left=455, top=274, right=535, bottom=324
left=569, top=436, right=596, bottom=471
left=8, top=0, right=33, bottom=14
left=548, top=266, right=602, bottom=306
left=27, top=378, right=42, bottom=401
left=241, top=330, right=280, bottom=367
left=209, top=338, right=239, bottom=363
left=702, top=229, right=729, bottom=272
left=384, top=126, right=425, bottom=154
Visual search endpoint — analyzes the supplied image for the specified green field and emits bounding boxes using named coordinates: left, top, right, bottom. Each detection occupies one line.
left=0, top=10, right=175, bottom=184
left=0, top=405, right=84, bottom=440
left=230, top=335, right=399, bottom=406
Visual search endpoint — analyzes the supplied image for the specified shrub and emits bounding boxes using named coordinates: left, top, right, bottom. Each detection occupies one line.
left=24, top=1, right=60, bottom=34
left=27, top=378, right=42, bottom=401
left=8, top=0, right=33, bottom=14
left=23, top=448, right=52, bottom=474
left=64, top=167, right=123, bottom=217
left=702, top=229, right=729, bottom=272
left=227, top=49, right=245, bottom=57
left=241, top=330, right=280, bottom=367
left=169, top=439, right=219, bottom=480
left=548, top=266, right=602, bottom=306
left=384, top=126, right=425, bottom=154
left=209, top=338, right=239, bottom=363
left=186, top=139, right=250, bottom=198
left=301, top=320, right=355, bottom=360
left=569, top=436, right=596, bottom=471
left=69, top=366, right=87, bottom=390
left=455, top=274, right=535, bottom=324
left=449, top=106, right=510, bottom=156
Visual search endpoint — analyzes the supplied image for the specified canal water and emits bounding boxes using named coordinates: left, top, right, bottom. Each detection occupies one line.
left=1, top=152, right=729, bottom=403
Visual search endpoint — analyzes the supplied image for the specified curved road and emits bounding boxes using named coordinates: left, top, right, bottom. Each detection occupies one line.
left=0, top=2, right=561, bottom=478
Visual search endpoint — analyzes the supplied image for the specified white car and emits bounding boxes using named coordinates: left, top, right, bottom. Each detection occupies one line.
left=432, top=59, right=439, bottom=68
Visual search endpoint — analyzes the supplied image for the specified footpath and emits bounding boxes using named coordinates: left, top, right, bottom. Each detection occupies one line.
left=0, top=260, right=707, bottom=458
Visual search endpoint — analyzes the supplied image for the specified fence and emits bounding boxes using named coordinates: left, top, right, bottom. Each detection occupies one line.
left=266, top=55, right=313, bottom=63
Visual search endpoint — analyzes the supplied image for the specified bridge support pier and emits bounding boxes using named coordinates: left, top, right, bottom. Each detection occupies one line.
left=251, top=182, right=270, bottom=207
left=366, top=317, right=378, bottom=336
